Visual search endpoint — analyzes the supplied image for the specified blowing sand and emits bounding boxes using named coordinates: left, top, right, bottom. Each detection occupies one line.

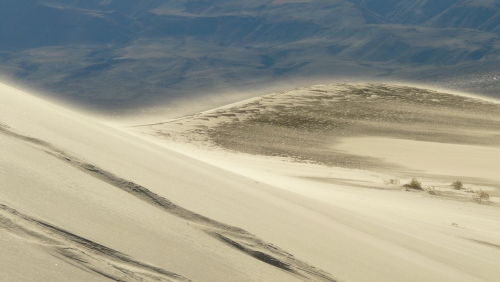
left=2, top=82, right=500, bottom=282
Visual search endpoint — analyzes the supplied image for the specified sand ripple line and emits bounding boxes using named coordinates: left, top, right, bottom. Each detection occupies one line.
left=0, top=204, right=192, bottom=282
left=0, top=123, right=339, bottom=282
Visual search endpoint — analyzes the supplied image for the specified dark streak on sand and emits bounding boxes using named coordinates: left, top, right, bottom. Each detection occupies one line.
left=0, top=204, right=192, bottom=282
left=464, top=238, right=500, bottom=251
left=211, top=232, right=296, bottom=273
left=0, top=123, right=339, bottom=282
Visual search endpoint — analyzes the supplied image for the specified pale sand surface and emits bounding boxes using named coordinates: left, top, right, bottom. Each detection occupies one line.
left=131, top=83, right=500, bottom=282
left=0, top=83, right=329, bottom=281
left=2, top=82, right=500, bottom=282
left=336, top=137, right=500, bottom=183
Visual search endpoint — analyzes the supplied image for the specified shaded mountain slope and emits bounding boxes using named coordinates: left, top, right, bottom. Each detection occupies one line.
left=1, top=0, right=499, bottom=112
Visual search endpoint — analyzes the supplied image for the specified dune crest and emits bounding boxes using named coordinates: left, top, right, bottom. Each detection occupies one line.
left=133, top=83, right=500, bottom=183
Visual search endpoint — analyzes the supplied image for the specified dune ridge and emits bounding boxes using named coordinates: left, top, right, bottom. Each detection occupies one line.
left=0, top=122, right=337, bottom=282
left=133, top=83, right=500, bottom=184
left=128, top=83, right=500, bottom=282
left=0, top=204, right=191, bottom=282
left=3, top=81, right=500, bottom=282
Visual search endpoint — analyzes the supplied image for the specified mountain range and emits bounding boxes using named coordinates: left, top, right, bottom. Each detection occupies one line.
left=1, top=0, right=499, bottom=113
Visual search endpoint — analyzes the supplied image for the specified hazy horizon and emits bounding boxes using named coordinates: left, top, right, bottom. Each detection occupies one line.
left=1, top=0, right=500, bottom=114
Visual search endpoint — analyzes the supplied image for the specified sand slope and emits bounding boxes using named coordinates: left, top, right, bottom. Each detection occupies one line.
left=2, top=82, right=500, bottom=282
left=0, top=82, right=336, bottom=281
left=131, top=83, right=500, bottom=282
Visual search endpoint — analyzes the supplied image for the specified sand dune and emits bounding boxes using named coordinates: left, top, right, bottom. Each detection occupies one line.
left=133, top=83, right=500, bottom=183
left=131, top=83, right=500, bottom=282
left=0, top=122, right=334, bottom=281
left=2, top=82, right=500, bottom=282
left=1, top=203, right=191, bottom=282
left=0, top=82, right=336, bottom=281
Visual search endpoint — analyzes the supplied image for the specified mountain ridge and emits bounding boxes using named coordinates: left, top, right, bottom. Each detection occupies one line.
left=1, top=0, right=499, bottom=112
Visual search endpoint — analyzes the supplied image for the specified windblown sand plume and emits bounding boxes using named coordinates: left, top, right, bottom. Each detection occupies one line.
left=134, top=83, right=500, bottom=183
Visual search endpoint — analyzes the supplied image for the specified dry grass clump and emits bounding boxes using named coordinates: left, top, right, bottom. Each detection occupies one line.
left=451, top=180, right=463, bottom=190
left=384, top=179, right=400, bottom=185
left=425, top=186, right=439, bottom=195
left=404, top=178, right=422, bottom=190
left=472, top=189, right=490, bottom=203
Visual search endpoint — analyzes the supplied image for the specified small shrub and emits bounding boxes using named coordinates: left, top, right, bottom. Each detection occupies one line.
left=472, top=189, right=490, bottom=203
left=404, top=178, right=422, bottom=190
left=425, top=186, right=438, bottom=195
left=384, top=179, right=400, bottom=185
left=451, top=180, right=463, bottom=190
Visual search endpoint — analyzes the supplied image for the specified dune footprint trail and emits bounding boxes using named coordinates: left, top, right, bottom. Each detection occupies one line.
left=0, top=123, right=338, bottom=282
